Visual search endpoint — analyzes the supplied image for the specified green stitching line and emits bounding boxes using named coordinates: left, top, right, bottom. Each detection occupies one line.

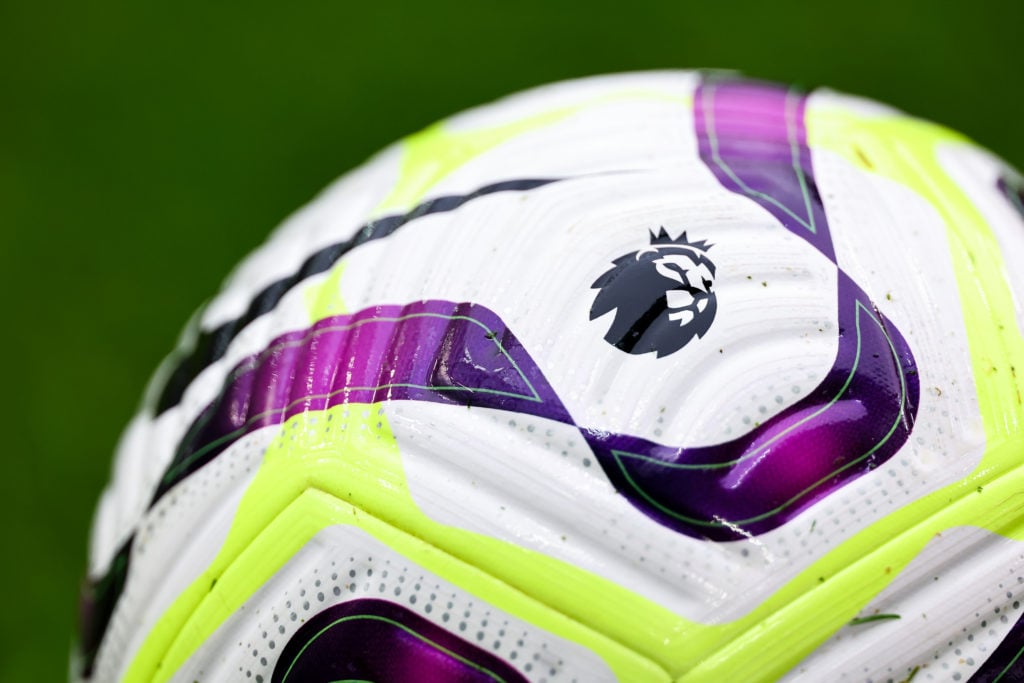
left=612, top=300, right=908, bottom=528
left=280, top=614, right=510, bottom=683
left=993, top=641, right=1024, bottom=683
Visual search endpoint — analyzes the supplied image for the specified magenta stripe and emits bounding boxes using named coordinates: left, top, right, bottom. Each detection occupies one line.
left=695, top=79, right=834, bottom=261
left=152, top=300, right=568, bottom=503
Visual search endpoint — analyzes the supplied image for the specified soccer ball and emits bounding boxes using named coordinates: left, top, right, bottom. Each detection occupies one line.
left=76, top=72, right=1024, bottom=682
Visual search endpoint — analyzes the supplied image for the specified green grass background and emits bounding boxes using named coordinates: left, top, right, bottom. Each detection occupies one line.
left=1, top=2, right=1022, bottom=680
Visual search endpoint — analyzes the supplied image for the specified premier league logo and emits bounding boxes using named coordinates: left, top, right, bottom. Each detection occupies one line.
left=590, top=228, right=717, bottom=357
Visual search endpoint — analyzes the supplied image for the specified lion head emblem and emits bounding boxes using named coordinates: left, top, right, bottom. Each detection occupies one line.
left=590, top=228, right=717, bottom=357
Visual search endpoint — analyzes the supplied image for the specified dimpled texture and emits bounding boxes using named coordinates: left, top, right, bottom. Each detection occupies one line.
left=77, top=72, right=1024, bottom=683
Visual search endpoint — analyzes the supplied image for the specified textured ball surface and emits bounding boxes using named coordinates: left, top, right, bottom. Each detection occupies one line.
left=77, top=72, right=1024, bottom=682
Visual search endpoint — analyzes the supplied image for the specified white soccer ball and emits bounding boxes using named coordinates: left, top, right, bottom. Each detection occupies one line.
left=78, top=72, right=1024, bottom=682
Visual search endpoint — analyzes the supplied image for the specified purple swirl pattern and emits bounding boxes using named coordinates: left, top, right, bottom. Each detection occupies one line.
left=152, top=291, right=915, bottom=542
left=628, top=78, right=920, bottom=535
left=152, top=178, right=562, bottom=417
left=151, top=80, right=919, bottom=541
left=271, top=599, right=529, bottom=683
left=80, top=76, right=923, bottom=676
left=152, top=300, right=569, bottom=503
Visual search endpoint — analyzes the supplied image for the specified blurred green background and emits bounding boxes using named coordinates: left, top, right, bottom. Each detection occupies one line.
left=1, top=1, right=1021, bottom=680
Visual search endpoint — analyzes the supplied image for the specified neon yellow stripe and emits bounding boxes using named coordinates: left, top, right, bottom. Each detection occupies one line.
left=807, top=108, right=1024, bottom=451
left=304, top=260, right=347, bottom=323
left=375, top=113, right=562, bottom=214
left=124, top=407, right=667, bottom=682
left=673, top=106, right=1024, bottom=681
left=123, top=87, right=694, bottom=682
left=123, top=93, right=1024, bottom=683
left=376, top=89, right=692, bottom=214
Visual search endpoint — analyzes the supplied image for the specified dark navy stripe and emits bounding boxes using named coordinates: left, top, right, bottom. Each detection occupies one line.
left=153, top=178, right=561, bottom=415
